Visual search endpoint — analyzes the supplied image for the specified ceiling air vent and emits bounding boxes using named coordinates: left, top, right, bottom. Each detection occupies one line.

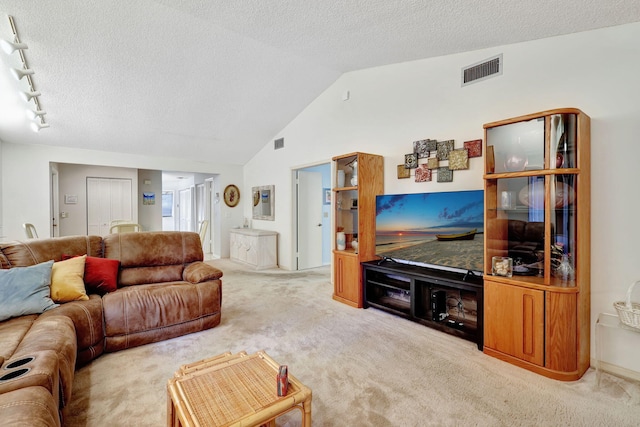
left=274, top=137, right=284, bottom=150
left=461, top=54, right=502, bottom=87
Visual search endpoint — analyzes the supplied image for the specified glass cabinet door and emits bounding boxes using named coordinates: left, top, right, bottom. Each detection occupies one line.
left=549, top=114, right=578, bottom=170
left=486, top=176, right=546, bottom=278
left=550, top=174, right=577, bottom=285
left=486, top=118, right=545, bottom=174
left=335, top=190, right=358, bottom=239
left=334, top=153, right=360, bottom=251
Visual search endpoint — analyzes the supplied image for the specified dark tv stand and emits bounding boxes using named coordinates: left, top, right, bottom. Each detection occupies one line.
left=362, top=260, right=484, bottom=350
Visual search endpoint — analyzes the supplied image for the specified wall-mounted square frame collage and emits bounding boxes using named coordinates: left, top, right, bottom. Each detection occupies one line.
left=398, top=138, right=482, bottom=183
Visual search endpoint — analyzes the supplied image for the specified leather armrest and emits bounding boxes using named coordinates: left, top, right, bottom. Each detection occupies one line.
left=183, top=262, right=223, bottom=284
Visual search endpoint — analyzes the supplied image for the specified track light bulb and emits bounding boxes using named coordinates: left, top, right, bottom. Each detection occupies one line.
left=0, top=39, right=28, bottom=54
left=26, top=109, right=47, bottom=120
left=30, top=121, right=50, bottom=132
left=10, top=68, right=34, bottom=80
left=20, top=90, right=41, bottom=102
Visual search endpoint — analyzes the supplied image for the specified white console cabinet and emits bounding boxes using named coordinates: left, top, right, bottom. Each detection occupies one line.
left=229, top=229, right=278, bottom=269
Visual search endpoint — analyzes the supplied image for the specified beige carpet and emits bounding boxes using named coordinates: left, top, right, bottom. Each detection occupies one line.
left=64, top=259, right=640, bottom=426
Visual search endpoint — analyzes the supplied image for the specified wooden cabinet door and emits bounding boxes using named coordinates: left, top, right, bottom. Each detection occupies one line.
left=333, top=252, right=361, bottom=307
left=484, top=280, right=544, bottom=366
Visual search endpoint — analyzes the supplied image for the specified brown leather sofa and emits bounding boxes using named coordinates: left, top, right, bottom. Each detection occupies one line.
left=0, top=231, right=222, bottom=426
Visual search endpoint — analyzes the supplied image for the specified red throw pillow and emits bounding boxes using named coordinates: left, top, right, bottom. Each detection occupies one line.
left=62, top=255, right=120, bottom=295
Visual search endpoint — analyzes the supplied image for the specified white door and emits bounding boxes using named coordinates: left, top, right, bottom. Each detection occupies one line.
left=297, top=171, right=323, bottom=269
left=178, top=188, right=193, bottom=231
left=87, top=177, right=133, bottom=235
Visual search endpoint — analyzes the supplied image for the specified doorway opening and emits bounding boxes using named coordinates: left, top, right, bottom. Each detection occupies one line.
left=293, top=163, right=331, bottom=270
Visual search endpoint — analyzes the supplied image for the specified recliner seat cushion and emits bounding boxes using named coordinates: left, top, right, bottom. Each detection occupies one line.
left=102, top=280, right=221, bottom=352
left=0, top=315, right=38, bottom=363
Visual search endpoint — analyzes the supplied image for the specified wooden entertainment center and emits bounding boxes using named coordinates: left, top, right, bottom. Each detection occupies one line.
left=332, top=108, right=590, bottom=380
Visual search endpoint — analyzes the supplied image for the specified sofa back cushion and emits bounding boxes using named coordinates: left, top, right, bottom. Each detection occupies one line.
left=0, top=236, right=103, bottom=268
left=103, top=231, right=203, bottom=286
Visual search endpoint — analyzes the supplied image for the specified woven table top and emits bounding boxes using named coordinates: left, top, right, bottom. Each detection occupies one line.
left=169, top=351, right=311, bottom=427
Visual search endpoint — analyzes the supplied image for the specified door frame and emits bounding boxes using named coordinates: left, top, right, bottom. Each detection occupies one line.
left=50, top=163, right=60, bottom=237
left=291, top=161, right=331, bottom=271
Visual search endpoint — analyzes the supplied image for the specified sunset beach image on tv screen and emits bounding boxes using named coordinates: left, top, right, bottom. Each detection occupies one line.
left=375, top=190, right=484, bottom=272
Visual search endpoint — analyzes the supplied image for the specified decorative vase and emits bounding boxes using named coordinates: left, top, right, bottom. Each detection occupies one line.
left=336, top=232, right=346, bottom=251
left=351, top=239, right=358, bottom=253
left=553, top=254, right=575, bottom=281
left=504, top=138, right=528, bottom=172
left=337, top=170, right=345, bottom=187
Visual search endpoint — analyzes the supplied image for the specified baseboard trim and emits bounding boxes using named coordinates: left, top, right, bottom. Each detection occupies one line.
left=592, top=358, right=640, bottom=382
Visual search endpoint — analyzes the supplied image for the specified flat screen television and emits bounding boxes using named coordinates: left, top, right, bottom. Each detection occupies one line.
left=375, top=190, right=484, bottom=275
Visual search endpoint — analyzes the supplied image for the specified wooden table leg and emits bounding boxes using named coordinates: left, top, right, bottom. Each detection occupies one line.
left=302, top=398, right=312, bottom=427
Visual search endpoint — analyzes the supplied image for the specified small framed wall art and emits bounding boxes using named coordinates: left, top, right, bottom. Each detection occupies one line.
left=405, top=153, right=418, bottom=169
left=223, top=184, right=240, bottom=207
left=413, top=139, right=433, bottom=159
left=437, top=167, right=453, bottom=182
left=448, top=149, right=469, bottom=170
left=415, top=165, right=432, bottom=182
left=436, top=140, right=455, bottom=160
left=397, top=165, right=410, bottom=179
left=464, top=139, right=483, bottom=158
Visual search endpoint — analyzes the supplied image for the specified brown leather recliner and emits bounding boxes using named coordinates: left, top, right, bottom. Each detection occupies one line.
left=0, top=231, right=222, bottom=426
left=102, top=231, right=222, bottom=352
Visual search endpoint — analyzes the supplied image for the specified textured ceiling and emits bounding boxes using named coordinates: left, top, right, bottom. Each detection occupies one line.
left=1, top=0, right=639, bottom=165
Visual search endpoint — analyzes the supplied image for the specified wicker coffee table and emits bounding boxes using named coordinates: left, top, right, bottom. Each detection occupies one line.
left=167, top=351, right=312, bottom=427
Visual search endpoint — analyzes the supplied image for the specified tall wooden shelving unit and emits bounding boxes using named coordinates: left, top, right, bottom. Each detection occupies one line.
left=482, top=108, right=591, bottom=381
left=332, top=152, right=383, bottom=308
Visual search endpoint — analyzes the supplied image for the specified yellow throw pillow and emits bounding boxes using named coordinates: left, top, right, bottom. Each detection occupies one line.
left=51, top=255, right=89, bottom=302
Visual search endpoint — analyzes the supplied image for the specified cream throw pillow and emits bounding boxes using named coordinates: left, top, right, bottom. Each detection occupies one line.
left=51, top=255, right=89, bottom=302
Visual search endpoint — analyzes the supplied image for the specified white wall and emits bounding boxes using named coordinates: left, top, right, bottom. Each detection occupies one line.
left=244, top=23, right=640, bottom=374
left=0, top=143, right=243, bottom=258
left=138, top=169, right=163, bottom=231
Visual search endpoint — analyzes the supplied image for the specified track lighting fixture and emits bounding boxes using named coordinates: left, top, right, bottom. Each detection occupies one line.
left=26, top=109, right=46, bottom=120
left=10, top=67, right=34, bottom=80
left=30, top=121, right=50, bottom=132
left=2, top=15, right=49, bottom=131
left=20, top=90, right=41, bottom=102
left=0, top=39, right=28, bottom=54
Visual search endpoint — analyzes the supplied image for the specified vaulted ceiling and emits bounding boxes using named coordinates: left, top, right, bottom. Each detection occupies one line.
left=1, top=1, right=639, bottom=165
